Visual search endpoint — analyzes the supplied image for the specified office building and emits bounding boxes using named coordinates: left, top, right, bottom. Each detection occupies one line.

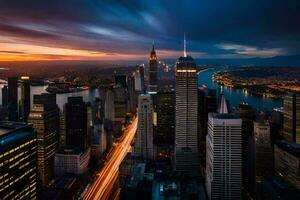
left=8, top=77, right=18, bottom=121
left=55, top=147, right=90, bottom=176
left=206, top=112, right=242, bottom=200
left=0, top=122, right=37, bottom=199
left=174, top=40, right=199, bottom=176
left=148, top=44, right=158, bottom=92
left=134, top=94, right=154, bottom=160
left=254, top=121, right=273, bottom=183
left=283, top=94, right=300, bottom=143
left=127, top=75, right=137, bottom=114
left=28, top=93, right=60, bottom=186
left=2, top=85, right=8, bottom=107
left=274, top=140, right=300, bottom=190
left=19, top=76, right=30, bottom=122
left=238, top=103, right=256, bottom=198
left=65, top=97, right=88, bottom=151
left=59, top=110, right=66, bottom=147
left=134, top=69, right=142, bottom=92
left=114, top=85, right=127, bottom=132
left=155, top=91, right=175, bottom=160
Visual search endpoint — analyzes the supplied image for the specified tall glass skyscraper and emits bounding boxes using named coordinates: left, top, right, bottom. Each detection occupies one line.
left=174, top=38, right=199, bottom=176
left=28, top=93, right=60, bottom=186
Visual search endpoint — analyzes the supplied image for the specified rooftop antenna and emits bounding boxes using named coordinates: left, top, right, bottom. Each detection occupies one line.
left=183, top=32, right=187, bottom=57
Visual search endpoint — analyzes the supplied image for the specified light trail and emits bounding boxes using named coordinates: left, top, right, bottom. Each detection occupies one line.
left=83, top=117, right=138, bottom=200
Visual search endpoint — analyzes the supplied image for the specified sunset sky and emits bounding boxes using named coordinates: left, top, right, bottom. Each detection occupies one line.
left=0, top=0, right=299, bottom=62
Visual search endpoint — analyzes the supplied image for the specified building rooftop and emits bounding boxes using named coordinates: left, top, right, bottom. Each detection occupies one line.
left=0, top=121, right=30, bottom=136
left=209, top=112, right=240, bottom=119
left=275, top=140, right=300, bottom=157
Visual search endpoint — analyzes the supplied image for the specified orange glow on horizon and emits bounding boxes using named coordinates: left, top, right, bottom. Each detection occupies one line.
left=0, top=42, right=207, bottom=62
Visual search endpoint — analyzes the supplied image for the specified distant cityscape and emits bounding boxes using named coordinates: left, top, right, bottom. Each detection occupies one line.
left=0, top=41, right=300, bottom=200
left=0, top=1, right=300, bottom=200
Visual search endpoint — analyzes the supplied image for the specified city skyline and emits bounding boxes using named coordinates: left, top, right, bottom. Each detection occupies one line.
left=0, top=0, right=299, bottom=62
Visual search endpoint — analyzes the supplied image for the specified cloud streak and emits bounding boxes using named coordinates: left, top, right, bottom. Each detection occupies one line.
left=0, top=0, right=298, bottom=62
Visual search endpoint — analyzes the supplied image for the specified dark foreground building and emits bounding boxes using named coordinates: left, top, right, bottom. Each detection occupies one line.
left=0, top=122, right=37, bottom=199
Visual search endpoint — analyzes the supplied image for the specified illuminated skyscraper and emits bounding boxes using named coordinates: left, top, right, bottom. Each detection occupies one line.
left=206, top=111, right=242, bottom=200
left=148, top=44, right=158, bottom=92
left=19, top=76, right=31, bottom=122
left=174, top=36, right=199, bottom=176
left=8, top=77, right=18, bottom=121
left=0, top=122, right=37, bottom=199
left=283, top=94, right=300, bottom=144
left=28, top=93, right=60, bottom=186
left=135, top=94, right=154, bottom=160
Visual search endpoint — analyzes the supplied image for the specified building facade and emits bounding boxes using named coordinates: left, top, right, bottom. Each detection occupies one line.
left=134, top=94, right=154, bottom=160
left=65, top=97, right=88, bottom=152
left=283, top=94, right=300, bottom=143
left=274, top=140, right=300, bottom=190
left=8, top=77, right=18, bottom=121
left=19, top=76, right=31, bottom=122
left=28, top=93, right=60, bottom=186
left=254, top=121, right=273, bottom=183
left=206, top=113, right=242, bottom=200
left=0, top=122, right=37, bottom=199
left=174, top=51, right=199, bottom=176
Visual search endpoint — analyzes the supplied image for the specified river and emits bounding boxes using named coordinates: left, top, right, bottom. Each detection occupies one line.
left=198, top=68, right=283, bottom=111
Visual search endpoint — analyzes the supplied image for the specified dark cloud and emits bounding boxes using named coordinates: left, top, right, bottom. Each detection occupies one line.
left=0, top=0, right=299, bottom=59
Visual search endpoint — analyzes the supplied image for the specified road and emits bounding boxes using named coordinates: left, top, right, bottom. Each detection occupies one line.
left=83, top=117, right=138, bottom=200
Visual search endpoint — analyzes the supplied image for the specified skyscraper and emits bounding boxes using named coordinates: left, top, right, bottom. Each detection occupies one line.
left=155, top=90, right=175, bottom=160
left=8, top=77, right=18, bottom=121
left=283, top=94, right=300, bottom=143
left=19, top=76, right=31, bottom=122
left=238, top=103, right=256, bottom=198
left=0, top=122, right=37, bottom=199
left=28, top=93, right=60, bottom=186
left=174, top=37, right=199, bottom=176
left=254, top=121, right=273, bottom=184
left=148, top=44, right=158, bottom=92
left=205, top=112, right=242, bottom=200
left=139, top=65, right=145, bottom=93
left=65, top=96, right=88, bottom=151
left=134, top=94, right=154, bottom=160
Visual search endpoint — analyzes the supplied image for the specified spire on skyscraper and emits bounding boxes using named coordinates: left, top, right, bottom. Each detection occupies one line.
left=219, top=94, right=229, bottom=114
left=184, top=33, right=187, bottom=57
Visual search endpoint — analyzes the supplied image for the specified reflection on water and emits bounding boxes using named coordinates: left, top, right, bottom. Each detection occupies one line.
left=198, top=68, right=283, bottom=111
